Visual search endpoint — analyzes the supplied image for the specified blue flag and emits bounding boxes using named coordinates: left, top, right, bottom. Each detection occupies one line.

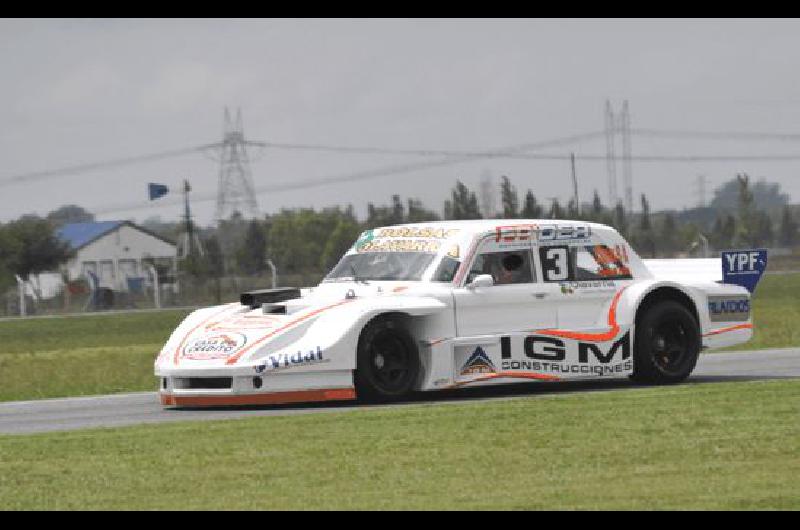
left=721, top=249, right=768, bottom=293
left=148, top=183, right=169, bottom=201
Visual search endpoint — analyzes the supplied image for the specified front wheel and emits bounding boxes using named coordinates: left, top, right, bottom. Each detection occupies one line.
left=354, top=318, right=420, bottom=402
left=632, top=300, right=701, bottom=384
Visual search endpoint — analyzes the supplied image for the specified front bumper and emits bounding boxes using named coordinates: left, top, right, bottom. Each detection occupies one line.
left=156, top=369, right=356, bottom=407
left=159, top=387, right=356, bottom=407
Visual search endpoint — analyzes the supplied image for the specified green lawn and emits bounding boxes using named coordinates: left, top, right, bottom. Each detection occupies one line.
left=0, top=310, right=190, bottom=401
left=0, top=379, right=798, bottom=510
left=736, top=272, right=800, bottom=351
left=0, top=273, right=796, bottom=402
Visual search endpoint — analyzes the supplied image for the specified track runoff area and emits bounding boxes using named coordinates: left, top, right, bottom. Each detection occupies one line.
left=0, top=348, right=797, bottom=435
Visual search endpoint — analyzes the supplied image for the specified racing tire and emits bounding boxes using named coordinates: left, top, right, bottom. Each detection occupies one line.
left=632, top=300, right=701, bottom=384
left=355, top=318, right=420, bottom=402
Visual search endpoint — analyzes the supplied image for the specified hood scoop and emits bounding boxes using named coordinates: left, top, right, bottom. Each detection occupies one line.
left=240, top=287, right=301, bottom=309
left=262, top=303, right=287, bottom=315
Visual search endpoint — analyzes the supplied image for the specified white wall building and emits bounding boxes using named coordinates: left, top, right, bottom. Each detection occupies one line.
left=57, top=221, right=177, bottom=291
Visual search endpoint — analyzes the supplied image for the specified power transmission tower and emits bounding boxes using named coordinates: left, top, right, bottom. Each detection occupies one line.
left=605, top=100, right=618, bottom=208
left=621, top=100, right=633, bottom=213
left=604, top=100, right=634, bottom=212
left=213, top=108, right=260, bottom=223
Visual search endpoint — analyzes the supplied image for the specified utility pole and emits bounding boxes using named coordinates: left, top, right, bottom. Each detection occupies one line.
left=570, top=152, right=580, bottom=215
left=178, top=179, right=204, bottom=259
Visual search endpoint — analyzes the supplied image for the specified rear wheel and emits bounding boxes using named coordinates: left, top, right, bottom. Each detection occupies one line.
left=632, top=300, right=701, bottom=384
left=354, top=318, right=420, bottom=402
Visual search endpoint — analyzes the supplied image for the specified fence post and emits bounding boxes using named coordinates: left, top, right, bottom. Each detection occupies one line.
left=148, top=265, right=161, bottom=309
left=266, top=259, right=277, bottom=289
left=14, top=275, right=25, bottom=317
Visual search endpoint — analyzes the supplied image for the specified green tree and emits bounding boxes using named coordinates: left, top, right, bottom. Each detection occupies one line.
left=444, top=181, right=482, bottom=220
left=521, top=190, right=543, bottom=218
left=46, top=204, right=95, bottom=228
left=0, top=223, right=20, bottom=293
left=592, top=190, right=604, bottom=217
left=321, top=216, right=362, bottom=271
left=548, top=199, right=564, bottom=220
left=733, top=173, right=757, bottom=247
left=711, top=214, right=736, bottom=251
left=640, top=194, right=652, bottom=232
left=613, top=202, right=628, bottom=238
left=778, top=206, right=799, bottom=247
left=406, top=198, right=440, bottom=223
left=587, top=190, right=612, bottom=225
left=499, top=176, right=519, bottom=218
left=710, top=176, right=790, bottom=211
left=635, top=194, right=656, bottom=258
left=267, top=207, right=359, bottom=275
left=752, top=211, right=774, bottom=248
left=366, top=195, right=406, bottom=228
left=236, top=220, right=268, bottom=275
left=659, top=213, right=678, bottom=256
left=0, top=216, right=72, bottom=280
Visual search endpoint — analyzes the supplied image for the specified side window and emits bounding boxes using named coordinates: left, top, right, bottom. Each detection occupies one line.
left=574, top=245, right=632, bottom=280
left=539, top=244, right=632, bottom=282
left=432, top=257, right=460, bottom=282
left=539, top=245, right=571, bottom=282
left=467, top=250, right=534, bottom=285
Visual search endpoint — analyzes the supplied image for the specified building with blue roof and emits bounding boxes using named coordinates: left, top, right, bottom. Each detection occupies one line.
left=56, top=220, right=177, bottom=291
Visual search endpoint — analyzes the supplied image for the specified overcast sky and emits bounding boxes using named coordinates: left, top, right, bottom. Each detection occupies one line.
left=2, top=18, right=800, bottom=226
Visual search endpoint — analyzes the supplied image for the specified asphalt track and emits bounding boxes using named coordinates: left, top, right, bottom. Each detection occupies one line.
left=1, top=348, right=798, bottom=435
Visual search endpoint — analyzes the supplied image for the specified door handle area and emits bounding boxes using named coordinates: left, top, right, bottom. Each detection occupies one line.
left=533, top=292, right=547, bottom=299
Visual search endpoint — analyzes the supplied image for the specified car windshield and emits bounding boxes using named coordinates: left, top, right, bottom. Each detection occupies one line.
left=324, top=252, right=438, bottom=282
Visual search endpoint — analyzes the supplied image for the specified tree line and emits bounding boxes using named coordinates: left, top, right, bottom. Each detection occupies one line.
left=183, top=172, right=799, bottom=281
left=0, top=173, right=798, bottom=293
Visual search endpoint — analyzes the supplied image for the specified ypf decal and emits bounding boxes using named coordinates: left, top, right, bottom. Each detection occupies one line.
left=721, top=249, right=768, bottom=293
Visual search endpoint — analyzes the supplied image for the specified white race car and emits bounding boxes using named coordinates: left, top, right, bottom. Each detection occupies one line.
left=155, top=220, right=767, bottom=407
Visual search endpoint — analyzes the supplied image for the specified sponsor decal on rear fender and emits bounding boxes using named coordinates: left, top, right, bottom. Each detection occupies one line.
left=708, top=296, right=750, bottom=322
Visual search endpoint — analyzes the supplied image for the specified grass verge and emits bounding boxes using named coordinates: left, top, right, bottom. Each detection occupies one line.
left=0, top=379, right=798, bottom=510
left=730, top=272, right=800, bottom=351
left=0, top=309, right=190, bottom=401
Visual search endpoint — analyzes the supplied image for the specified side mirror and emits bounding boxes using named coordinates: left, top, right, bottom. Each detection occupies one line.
left=467, top=274, right=494, bottom=289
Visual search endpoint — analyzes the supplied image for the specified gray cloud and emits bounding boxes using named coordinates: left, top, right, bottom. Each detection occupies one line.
left=1, top=18, right=800, bottom=225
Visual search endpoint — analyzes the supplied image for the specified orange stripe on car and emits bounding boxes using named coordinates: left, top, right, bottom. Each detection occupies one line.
left=224, top=300, right=353, bottom=365
left=535, top=287, right=627, bottom=343
left=160, top=387, right=356, bottom=407
left=450, top=371, right=561, bottom=387
left=703, top=323, right=753, bottom=337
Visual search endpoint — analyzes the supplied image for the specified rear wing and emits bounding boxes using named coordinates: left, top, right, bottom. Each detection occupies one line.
left=643, top=249, right=768, bottom=293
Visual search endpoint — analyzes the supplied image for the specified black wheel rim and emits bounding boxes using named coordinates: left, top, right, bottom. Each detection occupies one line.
left=651, top=317, right=689, bottom=375
left=367, top=330, right=412, bottom=394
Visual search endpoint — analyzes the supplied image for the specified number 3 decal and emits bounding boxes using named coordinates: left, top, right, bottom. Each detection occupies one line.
left=541, top=246, right=570, bottom=281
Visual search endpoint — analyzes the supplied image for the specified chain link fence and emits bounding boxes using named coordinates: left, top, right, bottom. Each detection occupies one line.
left=0, top=271, right=326, bottom=318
